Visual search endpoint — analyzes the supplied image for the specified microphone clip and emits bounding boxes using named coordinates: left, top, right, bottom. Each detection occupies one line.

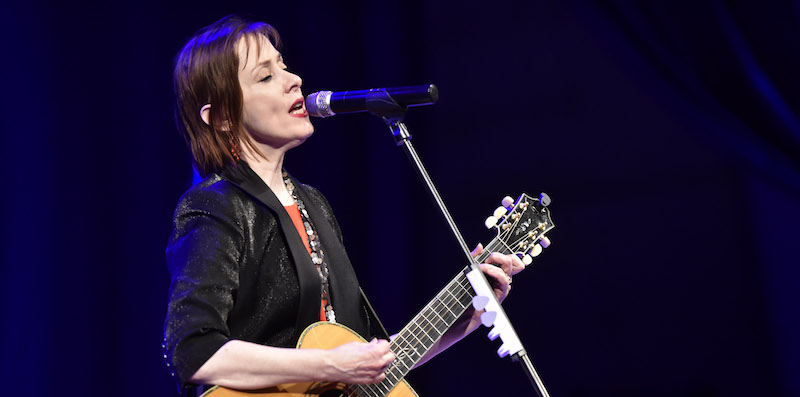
left=365, top=91, right=411, bottom=145
left=365, top=90, right=407, bottom=120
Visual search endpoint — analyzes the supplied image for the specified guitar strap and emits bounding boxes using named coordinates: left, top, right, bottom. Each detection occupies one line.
left=361, top=287, right=391, bottom=341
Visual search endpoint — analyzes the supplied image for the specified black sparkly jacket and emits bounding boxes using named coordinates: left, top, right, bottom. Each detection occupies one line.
left=162, top=162, right=372, bottom=390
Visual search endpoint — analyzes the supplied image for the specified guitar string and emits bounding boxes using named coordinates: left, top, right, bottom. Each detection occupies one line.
left=374, top=226, right=518, bottom=378
left=380, top=246, right=492, bottom=362
left=360, top=291, right=461, bottom=396
left=388, top=248, right=493, bottom=359
left=356, top=284, right=465, bottom=395
left=355, top=273, right=473, bottom=396
left=359, top=237, right=510, bottom=395
left=357, top=264, right=491, bottom=396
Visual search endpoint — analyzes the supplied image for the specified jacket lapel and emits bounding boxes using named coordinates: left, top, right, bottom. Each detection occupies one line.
left=289, top=174, right=368, bottom=338
left=218, top=163, right=321, bottom=338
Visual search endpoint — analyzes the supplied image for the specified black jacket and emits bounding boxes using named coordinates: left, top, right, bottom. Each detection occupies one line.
left=162, top=162, right=371, bottom=390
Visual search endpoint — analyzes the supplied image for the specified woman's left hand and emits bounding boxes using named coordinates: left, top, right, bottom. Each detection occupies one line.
left=471, top=243, right=526, bottom=303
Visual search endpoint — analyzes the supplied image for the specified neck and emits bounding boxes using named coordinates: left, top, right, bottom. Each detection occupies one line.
left=240, top=143, right=293, bottom=205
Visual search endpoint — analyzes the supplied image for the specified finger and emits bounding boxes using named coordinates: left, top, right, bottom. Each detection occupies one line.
left=509, top=254, right=525, bottom=275
left=487, top=252, right=513, bottom=277
left=478, top=263, right=512, bottom=302
left=382, top=352, right=395, bottom=365
left=501, top=282, right=511, bottom=300
left=471, top=243, right=484, bottom=257
left=374, top=339, right=391, bottom=353
left=480, top=263, right=511, bottom=286
left=490, top=264, right=512, bottom=297
left=491, top=252, right=524, bottom=276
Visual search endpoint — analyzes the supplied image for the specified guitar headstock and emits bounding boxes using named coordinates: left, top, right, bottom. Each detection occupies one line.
left=484, top=193, right=555, bottom=265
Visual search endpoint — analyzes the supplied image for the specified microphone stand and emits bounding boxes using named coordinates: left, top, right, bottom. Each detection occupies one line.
left=366, top=93, right=551, bottom=397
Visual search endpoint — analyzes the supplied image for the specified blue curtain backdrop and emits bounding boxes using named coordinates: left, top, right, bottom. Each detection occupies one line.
left=1, top=1, right=798, bottom=396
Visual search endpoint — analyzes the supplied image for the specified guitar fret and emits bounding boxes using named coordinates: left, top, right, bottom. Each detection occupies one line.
left=430, top=301, right=455, bottom=332
left=416, top=311, right=438, bottom=342
left=495, top=239, right=514, bottom=257
left=417, top=314, right=439, bottom=344
left=398, top=323, right=425, bottom=360
left=423, top=304, right=446, bottom=331
left=354, top=383, right=369, bottom=396
left=421, top=305, right=446, bottom=336
left=409, top=317, right=432, bottom=345
left=376, top=379, right=391, bottom=395
left=441, top=289, right=460, bottom=317
left=364, top=378, right=388, bottom=396
left=384, top=269, right=477, bottom=391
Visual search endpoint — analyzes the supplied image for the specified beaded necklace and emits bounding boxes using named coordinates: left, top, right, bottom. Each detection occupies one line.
left=283, top=171, right=336, bottom=323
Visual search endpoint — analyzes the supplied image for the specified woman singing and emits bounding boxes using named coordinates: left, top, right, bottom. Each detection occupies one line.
left=162, top=14, right=524, bottom=396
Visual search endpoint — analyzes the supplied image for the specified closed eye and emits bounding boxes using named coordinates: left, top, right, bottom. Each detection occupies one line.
left=258, top=63, right=289, bottom=83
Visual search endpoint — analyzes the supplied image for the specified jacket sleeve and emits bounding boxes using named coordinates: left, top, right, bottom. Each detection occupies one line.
left=162, top=184, right=244, bottom=387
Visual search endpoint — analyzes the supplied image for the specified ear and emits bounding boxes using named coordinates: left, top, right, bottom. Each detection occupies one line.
left=199, top=104, right=212, bottom=126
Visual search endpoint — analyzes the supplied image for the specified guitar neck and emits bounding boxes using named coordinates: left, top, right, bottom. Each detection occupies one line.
left=353, top=244, right=502, bottom=396
left=390, top=246, right=498, bottom=371
left=391, top=266, right=475, bottom=367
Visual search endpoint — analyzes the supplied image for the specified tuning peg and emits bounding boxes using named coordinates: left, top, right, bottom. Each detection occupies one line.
left=485, top=216, right=498, bottom=229
left=487, top=326, right=502, bottom=341
left=493, top=206, right=508, bottom=218
left=497, top=344, right=514, bottom=358
left=539, top=192, right=551, bottom=207
left=521, top=254, right=533, bottom=266
left=501, top=196, right=515, bottom=208
left=530, top=243, right=543, bottom=257
left=540, top=236, right=551, bottom=248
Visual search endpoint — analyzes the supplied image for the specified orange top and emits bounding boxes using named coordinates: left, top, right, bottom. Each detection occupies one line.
left=285, top=203, right=328, bottom=321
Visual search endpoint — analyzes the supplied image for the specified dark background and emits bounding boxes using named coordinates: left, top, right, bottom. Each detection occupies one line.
left=2, top=1, right=799, bottom=396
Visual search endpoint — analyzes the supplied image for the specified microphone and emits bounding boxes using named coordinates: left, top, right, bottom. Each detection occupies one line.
left=305, top=84, right=439, bottom=118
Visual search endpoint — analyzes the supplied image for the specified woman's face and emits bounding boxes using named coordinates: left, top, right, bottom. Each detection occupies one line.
left=236, top=35, right=313, bottom=151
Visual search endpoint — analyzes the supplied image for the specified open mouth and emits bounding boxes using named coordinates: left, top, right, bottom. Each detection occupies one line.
left=289, top=99, right=305, bottom=115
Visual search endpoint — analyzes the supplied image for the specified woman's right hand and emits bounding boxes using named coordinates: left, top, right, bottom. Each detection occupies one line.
left=325, top=338, right=395, bottom=384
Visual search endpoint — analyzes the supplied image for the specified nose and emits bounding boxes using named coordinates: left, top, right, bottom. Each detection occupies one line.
left=284, top=69, right=302, bottom=93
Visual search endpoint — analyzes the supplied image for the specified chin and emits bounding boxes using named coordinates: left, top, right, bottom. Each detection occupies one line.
left=301, top=122, right=315, bottom=138
left=290, top=128, right=314, bottom=148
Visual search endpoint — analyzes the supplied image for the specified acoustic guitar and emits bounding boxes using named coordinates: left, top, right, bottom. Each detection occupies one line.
left=201, top=193, right=555, bottom=397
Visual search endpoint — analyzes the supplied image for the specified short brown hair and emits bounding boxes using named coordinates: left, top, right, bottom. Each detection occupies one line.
left=173, top=15, right=280, bottom=177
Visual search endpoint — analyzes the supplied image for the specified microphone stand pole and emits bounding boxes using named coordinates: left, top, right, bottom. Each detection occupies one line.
left=369, top=100, right=551, bottom=397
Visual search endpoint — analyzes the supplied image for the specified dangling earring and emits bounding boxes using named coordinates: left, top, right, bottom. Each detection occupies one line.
left=229, top=137, right=241, bottom=162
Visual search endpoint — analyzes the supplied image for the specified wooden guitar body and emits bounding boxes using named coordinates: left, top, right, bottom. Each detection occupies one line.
left=201, top=322, right=417, bottom=397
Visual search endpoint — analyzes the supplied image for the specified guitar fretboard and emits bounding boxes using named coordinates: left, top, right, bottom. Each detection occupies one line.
left=352, top=245, right=501, bottom=397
